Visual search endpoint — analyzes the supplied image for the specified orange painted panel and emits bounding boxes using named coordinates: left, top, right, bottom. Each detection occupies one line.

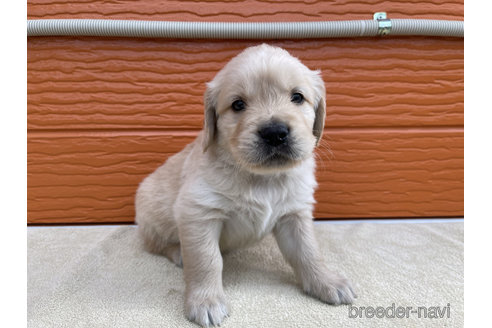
left=27, top=0, right=463, bottom=21
left=27, top=0, right=464, bottom=223
left=27, top=132, right=196, bottom=223
left=27, top=38, right=463, bottom=130
left=316, top=128, right=463, bottom=218
left=27, top=130, right=463, bottom=223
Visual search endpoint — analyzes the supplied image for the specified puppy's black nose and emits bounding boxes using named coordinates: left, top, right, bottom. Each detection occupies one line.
left=258, top=122, right=290, bottom=147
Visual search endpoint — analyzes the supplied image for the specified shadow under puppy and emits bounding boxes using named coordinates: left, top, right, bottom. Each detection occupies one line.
left=135, top=44, right=356, bottom=327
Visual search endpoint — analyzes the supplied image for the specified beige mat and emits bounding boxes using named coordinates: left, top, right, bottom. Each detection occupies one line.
left=27, top=221, right=463, bottom=327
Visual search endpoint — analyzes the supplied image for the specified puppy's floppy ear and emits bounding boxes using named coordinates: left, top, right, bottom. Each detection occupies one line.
left=202, top=83, right=218, bottom=152
left=311, top=70, right=326, bottom=146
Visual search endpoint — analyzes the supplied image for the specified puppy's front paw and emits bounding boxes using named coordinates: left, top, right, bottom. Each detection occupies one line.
left=303, top=273, right=356, bottom=305
left=185, top=294, right=229, bottom=327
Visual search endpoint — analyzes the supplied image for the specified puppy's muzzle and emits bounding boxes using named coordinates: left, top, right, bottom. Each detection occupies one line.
left=253, top=120, right=302, bottom=169
left=258, top=122, right=290, bottom=147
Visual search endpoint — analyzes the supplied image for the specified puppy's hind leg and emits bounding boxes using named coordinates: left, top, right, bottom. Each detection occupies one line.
left=139, top=224, right=183, bottom=267
left=137, top=215, right=183, bottom=267
left=162, top=243, right=183, bottom=268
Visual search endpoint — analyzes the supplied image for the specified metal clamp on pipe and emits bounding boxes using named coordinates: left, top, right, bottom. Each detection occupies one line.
left=374, top=12, right=392, bottom=36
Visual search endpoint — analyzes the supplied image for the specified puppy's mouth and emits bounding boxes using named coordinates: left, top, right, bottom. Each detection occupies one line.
left=258, top=143, right=298, bottom=165
left=241, top=141, right=304, bottom=172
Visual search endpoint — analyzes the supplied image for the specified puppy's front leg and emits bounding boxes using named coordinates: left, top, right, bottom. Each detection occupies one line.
left=178, top=218, right=229, bottom=327
left=274, top=211, right=356, bottom=305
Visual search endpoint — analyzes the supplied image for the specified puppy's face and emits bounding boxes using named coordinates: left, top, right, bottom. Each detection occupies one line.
left=203, top=44, right=326, bottom=174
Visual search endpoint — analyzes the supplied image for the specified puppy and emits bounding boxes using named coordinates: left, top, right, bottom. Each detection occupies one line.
left=135, top=44, right=355, bottom=327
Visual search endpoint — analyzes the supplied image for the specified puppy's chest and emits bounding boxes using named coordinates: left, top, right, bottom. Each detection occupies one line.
left=220, top=180, right=314, bottom=250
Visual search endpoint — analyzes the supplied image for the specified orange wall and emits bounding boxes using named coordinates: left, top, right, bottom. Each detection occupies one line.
left=27, top=0, right=464, bottom=224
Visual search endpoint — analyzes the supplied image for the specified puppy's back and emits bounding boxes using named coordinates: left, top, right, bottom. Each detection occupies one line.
left=135, top=137, right=198, bottom=252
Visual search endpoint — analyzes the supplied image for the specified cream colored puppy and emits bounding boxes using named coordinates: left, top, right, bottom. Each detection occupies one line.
left=135, top=44, right=355, bottom=327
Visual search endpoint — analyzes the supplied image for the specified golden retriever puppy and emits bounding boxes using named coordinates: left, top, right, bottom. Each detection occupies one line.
left=135, top=44, right=355, bottom=327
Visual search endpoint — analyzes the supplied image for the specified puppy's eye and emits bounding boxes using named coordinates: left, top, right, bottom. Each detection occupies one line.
left=291, top=92, right=304, bottom=104
left=231, top=99, right=246, bottom=112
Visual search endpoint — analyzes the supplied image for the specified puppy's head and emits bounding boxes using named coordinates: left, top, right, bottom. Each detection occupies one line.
left=203, top=44, right=326, bottom=174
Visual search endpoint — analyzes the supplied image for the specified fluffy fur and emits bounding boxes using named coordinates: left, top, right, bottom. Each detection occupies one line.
left=135, top=44, right=355, bottom=327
